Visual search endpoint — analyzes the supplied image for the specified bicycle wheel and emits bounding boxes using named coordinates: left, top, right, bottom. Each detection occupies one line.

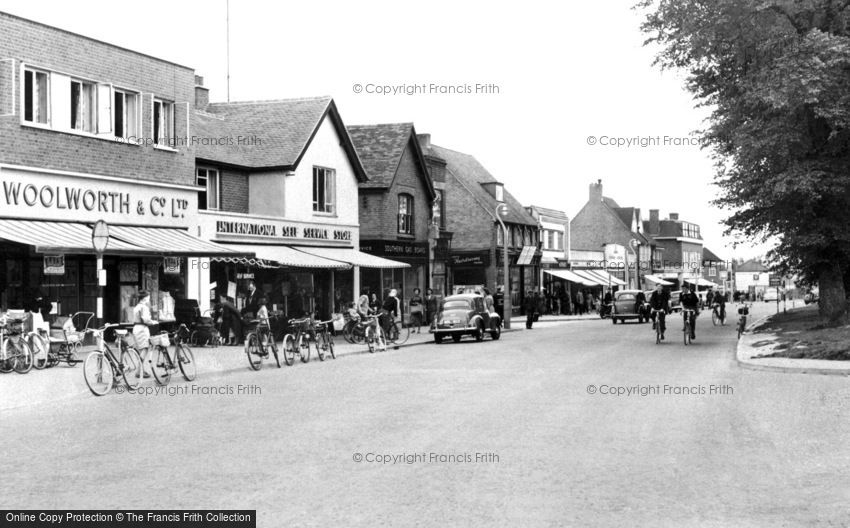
left=12, top=340, right=33, bottom=374
left=177, top=344, right=197, bottom=380
left=326, top=332, right=335, bottom=359
left=316, top=331, right=326, bottom=362
left=282, top=334, right=295, bottom=366
left=152, top=346, right=172, bottom=385
left=83, top=351, right=114, bottom=396
left=656, top=325, right=661, bottom=345
left=375, top=326, right=387, bottom=352
left=0, top=340, right=13, bottom=373
left=297, top=334, right=311, bottom=363
left=393, top=321, right=410, bottom=345
left=29, top=334, right=50, bottom=370
left=342, top=320, right=356, bottom=344
left=683, top=321, right=691, bottom=345
left=246, top=333, right=263, bottom=371
left=121, top=347, right=143, bottom=390
left=365, top=326, right=376, bottom=354
left=712, top=311, right=718, bottom=326
left=386, top=322, right=399, bottom=344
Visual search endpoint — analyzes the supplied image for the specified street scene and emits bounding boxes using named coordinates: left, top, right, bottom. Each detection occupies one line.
left=2, top=1, right=850, bottom=527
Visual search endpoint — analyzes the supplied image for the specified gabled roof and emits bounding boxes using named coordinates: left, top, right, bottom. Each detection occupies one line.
left=194, top=96, right=366, bottom=180
left=599, top=202, right=649, bottom=245
left=602, top=196, right=621, bottom=209
left=702, top=247, right=723, bottom=262
left=347, top=123, right=435, bottom=199
left=737, top=259, right=769, bottom=272
left=527, top=205, right=569, bottom=222
left=426, top=144, right=536, bottom=226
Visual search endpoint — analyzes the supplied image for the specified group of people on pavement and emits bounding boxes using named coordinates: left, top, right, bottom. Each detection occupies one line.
left=350, top=288, right=441, bottom=337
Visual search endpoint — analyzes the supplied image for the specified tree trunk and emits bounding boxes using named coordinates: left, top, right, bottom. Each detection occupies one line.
left=818, top=261, right=848, bottom=327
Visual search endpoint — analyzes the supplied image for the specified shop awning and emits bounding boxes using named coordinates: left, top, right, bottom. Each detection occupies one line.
left=685, top=277, right=716, bottom=288
left=108, top=226, right=244, bottom=256
left=584, top=269, right=627, bottom=286
left=219, top=244, right=350, bottom=269
left=294, top=246, right=410, bottom=269
left=572, top=269, right=608, bottom=287
left=645, top=274, right=674, bottom=286
left=0, top=219, right=140, bottom=254
left=544, top=269, right=597, bottom=286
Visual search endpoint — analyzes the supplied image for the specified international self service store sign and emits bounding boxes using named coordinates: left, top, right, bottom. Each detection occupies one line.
left=0, top=166, right=198, bottom=227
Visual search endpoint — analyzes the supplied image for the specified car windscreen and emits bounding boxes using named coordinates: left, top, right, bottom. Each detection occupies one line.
left=442, top=300, right=470, bottom=310
left=616, top=294, right=636, bottom=301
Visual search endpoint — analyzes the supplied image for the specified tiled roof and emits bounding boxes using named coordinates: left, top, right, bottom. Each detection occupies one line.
left=347, top=123, right=413, bottom=188
left=702, top=247, right=723, bottom=262
left=426, top=144, right=537, bottom=226
left=527, top=205, right=569, bottom=222
left=602, top=196, right=621, bottom=209
left=194, top=96, right=333, bottom=168
left=737, top=259, right=769, bottom=272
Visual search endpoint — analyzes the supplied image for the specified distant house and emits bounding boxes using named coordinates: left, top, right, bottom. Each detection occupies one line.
left=702, top=247, right=729, bottom=291
left=642, top=209, right=706, bottom=290
left=734, top=259, right=770, bottom=297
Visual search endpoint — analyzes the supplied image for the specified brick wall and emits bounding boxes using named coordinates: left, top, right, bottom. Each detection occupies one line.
left=444, top=168, right=493, bottom=251
left=220, top=168, right=248, bottom=214
left=0, top=13, right=196, bottom=187
left=358, top=191, right=386, bottom=238
left=570, top=200, right=634, bottom=251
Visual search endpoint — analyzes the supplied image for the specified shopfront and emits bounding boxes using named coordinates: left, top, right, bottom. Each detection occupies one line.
left=360, top=239, right=428, bottom=307
left=0, top=165, right=240, bottom=323
left=197, top=211, right=408, bottom=321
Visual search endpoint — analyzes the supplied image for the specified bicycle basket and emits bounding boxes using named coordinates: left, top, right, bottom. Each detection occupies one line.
left=150, top=333, right=170, bottom=347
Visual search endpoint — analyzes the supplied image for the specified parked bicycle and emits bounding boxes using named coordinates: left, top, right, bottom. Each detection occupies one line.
left=151, top=324, right=198, bottom=384
left=0, top=316, right=33, bottom=374
left=313, top=318, right=336, bottom=361
left=245, top=318, right=280, bottom=370
left=342, top=312, right=369, bottom=344
left=384, top=315, right=410, bottom=346
left=82, top=324, right=143, bottom=396
left=682, top=309, right=696, bottom=346
left=737, top=303, right=750, bottom=340
left=711, top=302, right=726, bottom=326
left=364, top=314, right=387, bottom=354
left=28, top=328, right=51, bottom=370
left=282, top=316, right=316, bottom=366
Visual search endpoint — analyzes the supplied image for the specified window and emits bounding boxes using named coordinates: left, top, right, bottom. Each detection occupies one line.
left=709, top=266, right=717, bottom=277
left=70, top=80, right=96, bottom=132
left=434, top=189, right=445, bottom=229
left=497, top=225, right=505, bottom=246
left=153, top=99, right=174, bottom=147
left=398, top=194, right=414, bottom=235
left=312, top=167, right=336, bottom=213
left=753, top=274, right=760, bottom=282
left=196, top=168, right=220, bottom=210
left=114, top=89, right=139, bottom=139
left=546, top=230, right=554, bottom=250
left=23, top=69, right=49, bottom=124
left=494, top=184, right=504, bottom=202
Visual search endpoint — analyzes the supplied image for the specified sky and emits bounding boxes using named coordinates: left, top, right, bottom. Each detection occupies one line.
left=0, top=0, right=773, bottom=261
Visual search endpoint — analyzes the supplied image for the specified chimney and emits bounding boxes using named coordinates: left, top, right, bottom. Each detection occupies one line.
left=589, top=179, right=603, bottom=202
left=417, top=133, right=431, bottom=151
left=669, top=213, right=679, bottom=221
left=649, top=209, right=660, bottom=234
left=194, top=75, right=209, bottom=110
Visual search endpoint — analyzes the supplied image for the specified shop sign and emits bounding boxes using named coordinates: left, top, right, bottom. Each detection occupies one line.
left=0, top=167, right=196, bottom=227
left=215, top=220, right=353, bottom=246
left=163, top=257, right=181, bottom=275
left=43, top=255, right=65, bottom=275
left=237, top=273, right=255, bottom=280
left=516, top=246, right=537, bottom=266
left=603, top=244, right=627, bottom=269
left=451, top=253, right=489, bottom=267
left=361, top=239, right=428, bottom=259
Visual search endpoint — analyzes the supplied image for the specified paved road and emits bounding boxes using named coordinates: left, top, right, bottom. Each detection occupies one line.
left=3, top=303, right=849, bottom=527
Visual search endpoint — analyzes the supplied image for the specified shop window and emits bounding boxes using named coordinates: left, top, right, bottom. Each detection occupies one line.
left=398, top=193, right=414, bottom=235
left=114, top=89, right=139, bottom=139
left=313, top=167, right=336, bottom=214
left=196, top=168, right=220, bottom=210
left=70, top=80, right=96, bottom=132
left=23, top=68, right=49, bottom=125
left=153, top=99, right=174, bottom=147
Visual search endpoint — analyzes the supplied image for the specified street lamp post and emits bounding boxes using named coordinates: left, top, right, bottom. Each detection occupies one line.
left=495, top=203, right=511, bottom=329
left=628, top=239, right=640, bottom=290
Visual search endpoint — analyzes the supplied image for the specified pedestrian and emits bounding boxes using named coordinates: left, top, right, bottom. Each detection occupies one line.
left=483, top=287, right=495, bottom=314
left=217, top=295, right=242, bottom=345
left=242, top=280, right=259, bottom=318
left=425, top=288, right=438, bottom=328
left=494, top=286, right=505, bottom=320
left=537, top=290, right=547, bottom=319
left=562, top=288, right=572, bottom=315
left=524, top=290, right=538, bottom=329
left=132, top=290, right=156, bottom=379
left=409, top=287, right=424, bottom=333
left=585, top=290, right=593, bottom=314
left=575, top=289, right=584, bottom=315
left=370, top=293, right=381, bottom=314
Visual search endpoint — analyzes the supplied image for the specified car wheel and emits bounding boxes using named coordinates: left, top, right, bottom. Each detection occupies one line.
left=612, top=317, right=617, bottom=324
left=490, top=325, right=501, bottom=340
left=452, top=334, right=462, bottom=343
left=434, top=333, right=443, bottom=344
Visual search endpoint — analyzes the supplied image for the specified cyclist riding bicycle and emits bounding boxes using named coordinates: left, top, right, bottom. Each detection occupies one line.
left=680, top=285, right=700, bottom=340
left=648, top=283, right=670, bottom=340
left=712, top=290, right=726, bottom=321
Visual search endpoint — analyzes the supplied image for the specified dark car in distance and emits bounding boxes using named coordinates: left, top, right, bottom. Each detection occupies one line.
left=611, top=290, right=648, bottom=324
left=433, top=294, right=502, bottom=344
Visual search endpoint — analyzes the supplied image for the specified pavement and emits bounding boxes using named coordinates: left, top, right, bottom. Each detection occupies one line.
left=5, top=308, right=850, bottom=526
left=735, top=302, right=850, bottom=376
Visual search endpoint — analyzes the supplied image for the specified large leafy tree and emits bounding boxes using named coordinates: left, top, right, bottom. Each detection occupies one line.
left=639, top=0, right=850, bottom=325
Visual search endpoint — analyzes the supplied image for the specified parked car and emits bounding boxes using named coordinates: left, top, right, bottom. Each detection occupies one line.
left=611, top=290, right=648, bottom=324
left=763, top=289, right=780, bottom=302
left=669, top=291, right=682, bottom=312
left=433, top=294, right=501, bottom=344
left=804, top=291, right=819, bottom=305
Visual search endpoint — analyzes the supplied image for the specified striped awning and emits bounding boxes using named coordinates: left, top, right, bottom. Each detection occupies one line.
left=645, top=274, right=674, bottom=286
left=572, top=269, right=608, bottom=287
left=108, top=225, right=243, bottom=256
left=294, top=246, right=409, bottom=269
left=584, top=269, right=627, bottom=286
left=0, top=219, right=143, bottom=254
left=219, top=244, right=350, bottom=269
left=544, top=269, right=597, bottom=286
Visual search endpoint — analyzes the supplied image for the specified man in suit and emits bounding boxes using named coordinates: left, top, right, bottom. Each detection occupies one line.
left=242, top=280, right=259, bottom=318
